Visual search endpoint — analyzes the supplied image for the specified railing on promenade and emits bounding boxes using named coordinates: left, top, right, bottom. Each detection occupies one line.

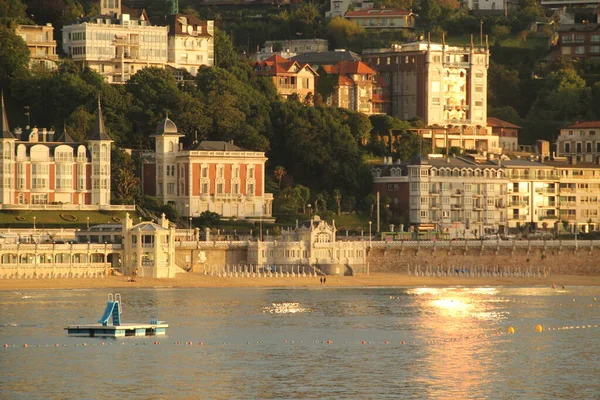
left=173, top=239, right=600, bottom=250
left=0, top=263, right=112, bottom=279
left=368, top=239, right=600, bottom=249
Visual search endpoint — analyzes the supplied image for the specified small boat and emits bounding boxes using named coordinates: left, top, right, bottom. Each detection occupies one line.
left=65, top=293, right=168, bottom=338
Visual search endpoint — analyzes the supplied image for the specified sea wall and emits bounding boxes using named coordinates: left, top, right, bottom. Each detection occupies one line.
left=365, top=241, right=600, bottom=276
left=188, top=240, right=600, bottom=276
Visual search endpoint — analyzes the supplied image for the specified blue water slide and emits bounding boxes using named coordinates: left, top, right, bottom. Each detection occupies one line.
left=98, top=301, right=115, bottom=326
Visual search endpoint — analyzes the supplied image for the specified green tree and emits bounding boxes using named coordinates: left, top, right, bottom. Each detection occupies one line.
left=294, top=185, right=311, bottom=214
left=0, top=26, right=29, bottom=86
left=0, top=0, right=30, bottom=25
left=274, top=165, right=286, bottom=188
left=115, top=167, right=140, bottom=204
left=214, top=28, right=239, bottom=70
left=326, top=17, right=364, bottom=48
left=333, top=189, right=342, bottom=215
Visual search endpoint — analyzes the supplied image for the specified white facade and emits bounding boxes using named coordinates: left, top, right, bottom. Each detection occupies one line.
left=556, top=122, right=600, bottom=163
left=327, top=0, right=374, bottom=18
left=62, top=13, right=168, bottom=83
left=248, top=216, right=367, bottom=275
left=167, top=15, right=214, bottom=76
left=121, top=213, right=179, bottom=278
left=464, top=0, right=505, bottom=12
left=405, top=155, right=508, bottom=238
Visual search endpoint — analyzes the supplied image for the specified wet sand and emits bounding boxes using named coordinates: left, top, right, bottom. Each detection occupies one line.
left=0, top=273, right=598, bottom=290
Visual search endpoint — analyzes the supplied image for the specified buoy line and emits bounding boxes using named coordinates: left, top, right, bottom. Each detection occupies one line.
left=3, top=324, right=598, bottom=350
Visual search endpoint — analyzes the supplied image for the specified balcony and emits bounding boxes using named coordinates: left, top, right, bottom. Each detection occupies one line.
left=451, top=204, right=462, bottom=209
left=509, top=201, right=529, bottom=207
left=558, top=202, right=577, bottom=208
left=510, top=215, right=528, bottom=221
left=536, top=203, right=557, bottom=208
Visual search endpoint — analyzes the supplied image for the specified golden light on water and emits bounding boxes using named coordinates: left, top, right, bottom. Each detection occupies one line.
left=430, top=298, right=472, bottom=317
left=411, top=287, right=505, bottom=398
left=262, top=302, right=309, bottom=314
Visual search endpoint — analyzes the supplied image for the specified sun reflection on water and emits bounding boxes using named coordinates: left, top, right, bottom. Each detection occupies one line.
left=262, top=302, right=310, bottom=314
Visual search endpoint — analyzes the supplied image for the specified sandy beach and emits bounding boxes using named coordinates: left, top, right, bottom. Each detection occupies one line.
left=1, top=273, right=599, bottom=290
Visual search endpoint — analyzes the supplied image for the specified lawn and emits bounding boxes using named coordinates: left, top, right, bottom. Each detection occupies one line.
left=0, top=210, right=140, bottom=229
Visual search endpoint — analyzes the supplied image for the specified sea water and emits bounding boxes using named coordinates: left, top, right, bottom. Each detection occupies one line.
left=1, top=286, right=599, bottom=399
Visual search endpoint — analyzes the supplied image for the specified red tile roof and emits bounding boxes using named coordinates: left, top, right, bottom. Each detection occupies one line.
left=567, top=121, right=600, bottom=129
left=337, top=75, right=355, bottom=86
left=345, top=9, right=412, bottom=17
left=487, top=117, right=522, bottom=129
left=254, top=54, right=318, bottom=76
left=329, top=61, right=376, bottom=75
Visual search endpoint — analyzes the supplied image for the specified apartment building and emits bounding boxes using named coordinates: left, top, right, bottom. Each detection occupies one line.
left=15, top=24, right=58, bottom=70
left=142, top=116, right=273, bottom=219
left=62, top=2, right=168, bottom=83
left=167, top=14, right=214, bottom=76
left=554, top=24, right=600, bottom=60
left=504, top=158, right=600, bottom=233
left=0, top=93, right=112, bottom=208
left=344, top=9, right=416, bottom=31
left=372, top=154, right=508, bottom=238
left=556, top=121, right=600, bottom=162
left=372, top=154, right=600, bottom=237
left=362, top=40, right=490, bottom=128
left=264, top=39, right=328, bottom=54
left=253, top=54, right=318, bottom=102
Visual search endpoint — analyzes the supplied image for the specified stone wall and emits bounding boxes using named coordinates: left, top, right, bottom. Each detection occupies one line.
left=177, top=240, right=600, bottom=276
left=366, top=246, right=600, bottom=276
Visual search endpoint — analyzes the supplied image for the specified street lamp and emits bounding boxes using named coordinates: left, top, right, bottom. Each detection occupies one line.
left=307, top=203, right=312, bottom=216
left=33, top=216, right=36, bottom=232
left=86, top=216, right=90, bottom=230
left=368, top=221, right=372, bottom=249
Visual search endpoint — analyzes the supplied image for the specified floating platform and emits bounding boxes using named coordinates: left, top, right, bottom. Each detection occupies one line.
left=65, top=322, right=168, bottom=338
left=65, top=293, right=168, bottom=338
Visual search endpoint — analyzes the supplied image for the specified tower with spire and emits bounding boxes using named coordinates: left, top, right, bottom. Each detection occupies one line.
left=151, top=113, right=183, bottom=205
left=0, top=91, right=17, bottom=205
left=87, top=98, right=113, bottom=206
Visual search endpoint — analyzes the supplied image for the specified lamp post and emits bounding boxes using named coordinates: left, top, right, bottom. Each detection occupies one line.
left=307, top=203, right=312, bottom=216
left=33, top=216, right=36, bottom=233
left=368, top=221, right=372, bottom=249
left=86, top=216, right=90, bottom=230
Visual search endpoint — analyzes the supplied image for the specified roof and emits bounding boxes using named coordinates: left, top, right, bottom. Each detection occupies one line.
left=155, top=115, right=181, bottom=136
left=566, top=121, right=600, bottom=129
left=326, top=61, right=376, bottom=75
left=167, top=13, right=212, bottom=37
left=337, top=75, right=355, bottom=86
left=121, top=5, right=148, bottom=21
left=0, top=90, right=16, bottom=140
left=345, top=9, right=412, bottom=17
left=56, top=123, right=75, bottom=143
left=187, top=141, right=246, bottom=151
left=557, top=23, right=600, bottom=32
left=487, top=117, right=522, bottom=129
left=88, top=98, right=112, bottom=141
left=409, top=154, right=502, bottom=168
left=131, top=221, right=168, bottom=232
left=254, top=54, right=318, bottom=76
left=291, top=50, right=361, bottom=66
